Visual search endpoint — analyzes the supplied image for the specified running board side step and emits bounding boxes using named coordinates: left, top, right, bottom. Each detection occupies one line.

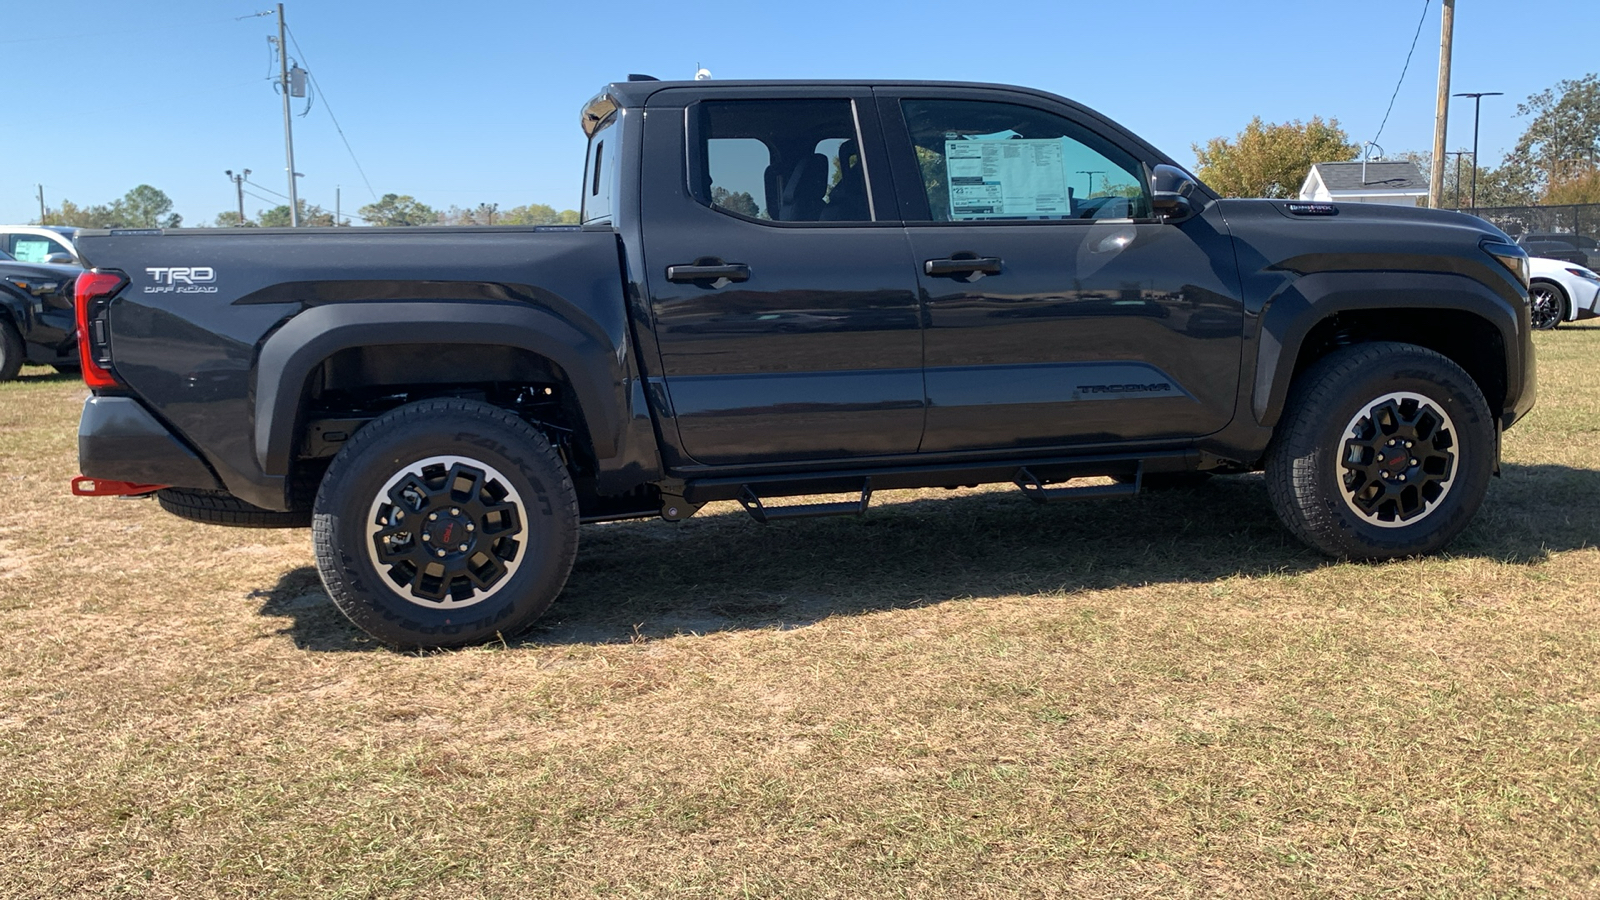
left=738, top=479, right=873, bottom=524
left=1014, top=466, right=1139, bottom=503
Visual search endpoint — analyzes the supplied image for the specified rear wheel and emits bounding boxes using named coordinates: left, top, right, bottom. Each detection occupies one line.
left=0, top=322, right=23, bottom=382
left=1529, top=281, right=1567, bottom=330
left=311, top=398, right=579, bottom=649
left=1265, top=342, right=1494, bottom=560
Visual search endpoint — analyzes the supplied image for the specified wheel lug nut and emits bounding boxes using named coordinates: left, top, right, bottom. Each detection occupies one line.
left=458, top=544, right=468, bottom=552
left=422, top=533, right=430, bottom=541
left=1377, top=453, right=1385, bottom=461
left=1410, top=458, right=1419, bottom=466
left=450, top=508, right=460, bottom=516
left=428, top=513, right=438, bottom=521
left=465, top=523, right=474, bottom=532
left=436, top=549, right=447, bottom=558
left=1398, top=475, right=1406, bottom=481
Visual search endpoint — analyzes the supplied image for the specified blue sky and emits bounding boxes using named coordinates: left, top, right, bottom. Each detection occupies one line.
left=4, top=0, right=1596, bottom=225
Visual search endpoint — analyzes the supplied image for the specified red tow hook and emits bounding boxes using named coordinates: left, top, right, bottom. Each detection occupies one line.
left=71, top=476, right=168, bottom=497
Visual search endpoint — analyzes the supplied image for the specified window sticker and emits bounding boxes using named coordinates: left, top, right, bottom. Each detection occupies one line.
left=12, top=239, right=52, bottom=263
left=944, top=137, right=1073, bottom=220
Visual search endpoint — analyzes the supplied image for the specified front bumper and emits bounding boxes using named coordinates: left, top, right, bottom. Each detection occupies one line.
left=78, top=396, right=221, bottom=490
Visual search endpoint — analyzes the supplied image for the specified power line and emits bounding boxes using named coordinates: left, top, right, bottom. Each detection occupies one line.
left=285, top=24, right=378, bottom=201
left=244, top=177, right=292, bottom=201
left=1369, top=0, right=1431, bottom=152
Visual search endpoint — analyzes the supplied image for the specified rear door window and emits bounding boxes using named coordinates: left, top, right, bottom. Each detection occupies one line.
left=695, top=99, right=873, bottom=223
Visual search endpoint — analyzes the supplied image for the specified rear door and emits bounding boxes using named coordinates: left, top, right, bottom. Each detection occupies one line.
left=879, top=89, right=1245, bottom=453
left=638, top=87, right=924, bottom=466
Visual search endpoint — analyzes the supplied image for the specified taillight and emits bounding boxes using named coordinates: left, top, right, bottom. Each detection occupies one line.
left=74, top=270, right=127, bottom=390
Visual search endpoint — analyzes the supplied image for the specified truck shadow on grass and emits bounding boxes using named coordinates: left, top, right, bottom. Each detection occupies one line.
left=256, top=462, right=1600, bottom=652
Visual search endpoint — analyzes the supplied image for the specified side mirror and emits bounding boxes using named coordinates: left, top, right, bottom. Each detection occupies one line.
left=44, top=252, right=79, bottom=266
left=1150, top=164, right=1200, bottom=220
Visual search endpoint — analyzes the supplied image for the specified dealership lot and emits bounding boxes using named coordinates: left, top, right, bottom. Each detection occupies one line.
left=2, top=328, right=1598, bottom=897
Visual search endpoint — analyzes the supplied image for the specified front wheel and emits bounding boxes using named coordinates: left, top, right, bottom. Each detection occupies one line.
left=1529, top=281, right=1567, bottom=330
left=311, top=398, right=579, bottom=649
left=0, top=322, right=23, bottom=382
left=1265, top=342, right=1495, bottom=560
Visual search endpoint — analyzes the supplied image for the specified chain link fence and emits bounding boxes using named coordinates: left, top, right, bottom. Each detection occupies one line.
left=1451, top=203, right=1600, bottom=242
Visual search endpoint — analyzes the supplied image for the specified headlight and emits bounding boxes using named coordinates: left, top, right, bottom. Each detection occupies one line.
left=1481, top=240, right=1530, bottom=289
left=1564, top=266, right=1600, bottom=283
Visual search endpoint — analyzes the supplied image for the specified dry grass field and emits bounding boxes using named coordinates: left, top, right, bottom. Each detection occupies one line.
left=2, top=329, right=1598, bottom=898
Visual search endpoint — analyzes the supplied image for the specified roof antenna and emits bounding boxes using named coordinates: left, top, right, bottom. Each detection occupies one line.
left=1361, top=141, right=1384, bottom=186
left=695, top=63, right=712, bottom=81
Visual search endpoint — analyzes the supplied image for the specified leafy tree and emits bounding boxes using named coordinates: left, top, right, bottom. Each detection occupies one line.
left=1545, top=170, right=1600, bottom=206
left=1193, top=117, right=1360, bottom=198
left=118, top=184, right=182, bottom=228
left=259, top=201, right=336, bottom=227
left=710, top=187, right=761, bottom=218
left=40, top=186, right=181, bottom=228
left=1503, top=74, right=1600, bottom=198
left=213, top=211, right=258, bottom=227
left=358, top=193, right=437, bottom=226
left=497, top=203, right=579, bottom=226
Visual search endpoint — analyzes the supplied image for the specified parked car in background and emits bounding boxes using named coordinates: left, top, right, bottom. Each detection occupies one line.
left=1528, top=255, right=1600, bottom=330
left=0, top=225, right=83, bottom=266
left=0, top=248, right=81, bottom=380
left=1517, top=237, right=1587, bottom=267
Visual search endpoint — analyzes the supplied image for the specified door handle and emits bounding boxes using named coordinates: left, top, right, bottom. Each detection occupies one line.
left=666, top=261, right=751, bottom=284
left=924, top=256, right=1003, bottom=278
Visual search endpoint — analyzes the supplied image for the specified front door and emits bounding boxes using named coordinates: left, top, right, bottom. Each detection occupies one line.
left=639, top=90, right=924, bottom=466
left=880, top=92, right=1245, bottom=453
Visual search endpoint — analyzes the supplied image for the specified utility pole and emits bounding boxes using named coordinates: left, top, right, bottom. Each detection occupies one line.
left=1429, top=0, right=1455, bottom=209
left=225, top=169, right=251, bottom=225
left=1076, top=170, right=1105, bottom=198
left=336, top=186, right=341, bottom=226
left=1455, top=91, right=1503, bottom=212
left=275, top=3, right=300, bottom=226
left=37, top=185, right=47, bottom=225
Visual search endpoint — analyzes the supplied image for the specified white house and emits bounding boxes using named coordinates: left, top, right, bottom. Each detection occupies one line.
left=1299, top=161, right=1428, bottom=206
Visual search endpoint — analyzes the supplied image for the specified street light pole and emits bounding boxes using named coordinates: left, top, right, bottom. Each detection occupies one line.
left=1454, top=91, right=1503, bottom=212
left=1445, top=151, right=1469, bottom=209
left=1076, top=169, right=1105, bottom=200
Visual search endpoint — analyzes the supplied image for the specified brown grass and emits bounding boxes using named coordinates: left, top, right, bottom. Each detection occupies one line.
left=2, top=329, right=1598, bottom=898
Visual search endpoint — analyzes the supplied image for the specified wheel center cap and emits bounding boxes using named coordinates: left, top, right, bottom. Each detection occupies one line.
left=422, top=511, right=474, bottom=553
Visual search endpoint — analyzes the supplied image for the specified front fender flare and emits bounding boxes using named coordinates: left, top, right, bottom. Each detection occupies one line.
left=1253, top=271, right=1525, bottom=427
left=254, top=300, right=626, bottom=477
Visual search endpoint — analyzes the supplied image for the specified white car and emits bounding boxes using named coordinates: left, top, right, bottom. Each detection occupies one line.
left=0, top=225, right=82, bottom=266
left=1528, top=256, right=1600, bottom=330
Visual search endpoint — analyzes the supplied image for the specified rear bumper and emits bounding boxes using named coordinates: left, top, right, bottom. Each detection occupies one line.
left=78, top=396, right=221, bottom=490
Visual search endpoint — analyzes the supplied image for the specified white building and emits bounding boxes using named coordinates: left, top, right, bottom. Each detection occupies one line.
left=1299, top=161, right=1428, bottom=206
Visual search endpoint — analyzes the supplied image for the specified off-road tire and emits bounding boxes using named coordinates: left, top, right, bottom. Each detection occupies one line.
left=1529, top=280, right=1567, bottom=331
left=0, top=322, right=23, bottom=382
left=1265, top=342, right=1494, bottom=560
left=311, top=398, right=579, bottom=649
left=157, top=488, right=312, bottom=528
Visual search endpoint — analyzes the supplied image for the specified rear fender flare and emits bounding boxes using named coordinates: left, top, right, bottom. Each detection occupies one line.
left=254, top=300, right=626, bottom=477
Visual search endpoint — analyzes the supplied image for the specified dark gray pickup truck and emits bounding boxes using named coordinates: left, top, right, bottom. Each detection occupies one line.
left=72, top=77, right=1534, bottom=648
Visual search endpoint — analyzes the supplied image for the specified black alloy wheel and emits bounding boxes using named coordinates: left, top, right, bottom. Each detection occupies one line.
left=365, top=455, right=527, bottom=607
left=1336, top=392, right=1457, bottom=527
left=1529, top=281, right=1566, bottom=330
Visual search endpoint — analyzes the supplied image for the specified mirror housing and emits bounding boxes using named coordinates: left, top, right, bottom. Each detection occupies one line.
left=1150, top=164, right=1200, bottom=220
left=44, top=252, right=79, bottom=266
